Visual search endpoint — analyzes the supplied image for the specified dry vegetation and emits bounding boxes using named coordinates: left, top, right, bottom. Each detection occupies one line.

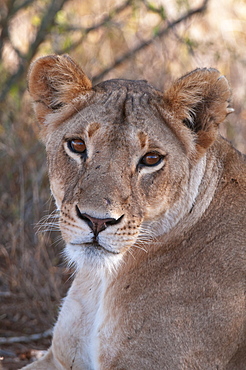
left=0, top=0, right=246, bottom=368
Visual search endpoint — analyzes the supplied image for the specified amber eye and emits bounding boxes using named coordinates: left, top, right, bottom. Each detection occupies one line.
left=68, top=139, right=86, bottom=154
left=140, top=152, right=163, bottom=167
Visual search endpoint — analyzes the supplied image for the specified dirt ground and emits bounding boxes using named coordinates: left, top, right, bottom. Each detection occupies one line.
left=1, top=339, right=50, bottom=370
left=0, top=293, right=53, bottom=369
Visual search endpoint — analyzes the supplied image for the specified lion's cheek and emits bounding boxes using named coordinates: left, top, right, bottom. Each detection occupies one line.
left=137, top=174, right=172, bottom=220
left=144, top=192, right=170, bottom=220
left=49, top=177, right=65, bottom=210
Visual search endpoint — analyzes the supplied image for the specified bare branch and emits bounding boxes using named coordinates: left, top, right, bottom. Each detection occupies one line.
left=92, top=0, right=209, bottom=84
left=0, top=0, right=70, bottom=102
left=56, top=0, right=133, bottom=55
left=28, top=0, right=69, bottom=58
left=0, top=0, right=209, bottom=101
left=0, top=0, right=15, bottom=56
left=12, top=0, right=36, bottom=13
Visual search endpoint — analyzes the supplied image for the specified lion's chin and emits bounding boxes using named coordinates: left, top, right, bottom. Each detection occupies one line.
left=64, top=242, right=124, bottom=273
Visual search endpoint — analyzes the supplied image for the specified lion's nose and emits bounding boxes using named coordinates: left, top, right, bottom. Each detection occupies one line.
left=76, top=206, right=124, bottom=237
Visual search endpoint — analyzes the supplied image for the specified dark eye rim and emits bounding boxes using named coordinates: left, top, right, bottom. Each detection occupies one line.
left=66, top=138, right=87, bottom=156
left=139, top=152, right=165, bottom=168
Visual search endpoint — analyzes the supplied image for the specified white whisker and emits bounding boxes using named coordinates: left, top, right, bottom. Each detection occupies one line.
left=35, top=210, right=61, bottom=234
left=131, top=244, right=148, bottom=253
left=127, top=248, right=136, bottom=260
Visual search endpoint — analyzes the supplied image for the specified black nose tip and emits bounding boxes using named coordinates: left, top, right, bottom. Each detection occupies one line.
left=76, top=206, right=124, bottom=236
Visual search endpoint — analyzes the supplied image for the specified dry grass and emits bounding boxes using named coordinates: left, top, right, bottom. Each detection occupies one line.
left=0, top=92, right=70, bottom=334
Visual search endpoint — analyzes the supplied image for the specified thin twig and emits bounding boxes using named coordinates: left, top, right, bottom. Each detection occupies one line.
left=142, top=0, right=166, bottom=19
left=0, top=328, right=52, bottom=344
left=92, top=0, right=209, bottom=84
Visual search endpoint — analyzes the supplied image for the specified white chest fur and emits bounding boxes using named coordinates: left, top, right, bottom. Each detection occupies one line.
left=52, top=268, right=108, bottom=370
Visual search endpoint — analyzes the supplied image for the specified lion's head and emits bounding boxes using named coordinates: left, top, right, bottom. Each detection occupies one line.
left=28, top=55, right=233, bottom=271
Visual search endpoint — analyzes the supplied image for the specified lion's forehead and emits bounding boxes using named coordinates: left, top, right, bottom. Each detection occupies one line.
left=93, top=79, right=161, bottom=118
left=93, top=78, right=161, bottom=96
left=64, top=80, right=166, bottom=144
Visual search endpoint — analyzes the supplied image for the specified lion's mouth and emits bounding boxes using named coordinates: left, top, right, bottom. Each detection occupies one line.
left=70, top=241, right=120, bottom=255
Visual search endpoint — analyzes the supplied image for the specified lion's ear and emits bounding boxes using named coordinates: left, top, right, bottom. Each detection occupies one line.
left=163, top=68, right=234, bottom=154
left=28, top=54, right=92, bottom=124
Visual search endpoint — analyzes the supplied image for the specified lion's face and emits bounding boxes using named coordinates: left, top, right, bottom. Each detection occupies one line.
left=46, top=83, right=197, bottom=268
left=28, top=55, right=232, bottom=270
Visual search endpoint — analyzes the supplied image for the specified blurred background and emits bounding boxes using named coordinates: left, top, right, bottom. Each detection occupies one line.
left=0, top=0, right=246, bottom=367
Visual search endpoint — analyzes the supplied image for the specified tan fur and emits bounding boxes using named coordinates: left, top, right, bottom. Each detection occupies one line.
left=23, top=55, right=246, bottom=369
left=28, top=54, right=92, bottom=126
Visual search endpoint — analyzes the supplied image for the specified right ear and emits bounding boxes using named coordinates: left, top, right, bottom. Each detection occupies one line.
left=28, top=54, right=92, bottom=124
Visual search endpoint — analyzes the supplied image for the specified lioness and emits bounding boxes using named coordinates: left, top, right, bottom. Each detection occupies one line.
left=23, top=55, right=245, bottom=369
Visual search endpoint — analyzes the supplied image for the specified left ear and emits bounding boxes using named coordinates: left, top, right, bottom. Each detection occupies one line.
left=163, top=68, right=234, bottom=155
left=28, top=54, right=92, bottom=124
